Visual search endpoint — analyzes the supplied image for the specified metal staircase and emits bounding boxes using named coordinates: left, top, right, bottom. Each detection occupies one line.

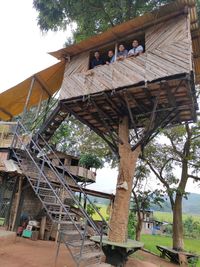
left=10, top=121, right=110, bottom=267
left=33, top=101, right=69, bottom=146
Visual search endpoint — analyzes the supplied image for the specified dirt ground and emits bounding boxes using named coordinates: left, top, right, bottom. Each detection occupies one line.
left=0, top=237, right=178, bottom=267
left=128, top=250, right=178, bottom=267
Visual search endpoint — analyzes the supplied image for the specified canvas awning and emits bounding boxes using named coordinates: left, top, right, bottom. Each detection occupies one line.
left=0, top=60, right=66, bottom=121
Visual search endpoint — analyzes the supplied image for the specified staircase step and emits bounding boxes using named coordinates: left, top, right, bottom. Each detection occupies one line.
left=44, top=202, right=70, bottom=207
left=54, top=219, right=77, bottom=224
left=39, top=193, right=55, bottom=198
left=49, top=211, right=70, bottom=215
left=79, top=251, right=103, bottom=260
left=61, top=230, right=84, bottom=241
left=68, top=240, right=95, bottom=248
left=77, top=251, right=103, bottom=266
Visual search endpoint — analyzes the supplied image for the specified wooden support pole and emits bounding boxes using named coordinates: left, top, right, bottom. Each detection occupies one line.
left=21, top=77, right=35, bottom=122
left=11, top=177, right=23, bottom=231
left=5, top=177, right=18, bottom=230
left=55, top=188, right=65, bottom=244
left=34, top=90, right=44, bottom=121
left=114, top=43, right=118, bottom=62
left=39, top=216, right=47, bottom=240
left=42, top=97, right=51, bottom=124
left=108, top=116, right=141, bottom=243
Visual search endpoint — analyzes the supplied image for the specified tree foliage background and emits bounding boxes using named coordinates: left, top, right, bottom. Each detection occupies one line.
left=33, top=0, right=175, bottom=42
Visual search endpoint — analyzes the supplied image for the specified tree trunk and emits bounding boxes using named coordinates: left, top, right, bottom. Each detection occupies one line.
left=173, top=159, right=188, bottom=250
left=132, top=189, right=142, bottom=241
left=108, top=116, right=141, bottom=243
left=135, top=213, right=143, bottom=241
left=173, top=194, right=184, bottom=250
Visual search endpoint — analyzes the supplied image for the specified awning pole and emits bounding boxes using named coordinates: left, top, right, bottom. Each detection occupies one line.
left=21, top=77, right=35, bottom=122
left=34, top=90, right=44, bottom=121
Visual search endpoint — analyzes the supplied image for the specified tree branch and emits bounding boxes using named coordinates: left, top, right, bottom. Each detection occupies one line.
left=188, top=174, right=200, bottom=181
left=165, top=132, right=183, bottom=159
left=145, top=160, right=175, bottom=209
left=160, top=157, right=174, bottom=178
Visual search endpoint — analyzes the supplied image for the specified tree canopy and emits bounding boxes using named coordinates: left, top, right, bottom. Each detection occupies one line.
left=141, top=122, right=200, bottom=249
left=33, top=0, right=173, bottom=41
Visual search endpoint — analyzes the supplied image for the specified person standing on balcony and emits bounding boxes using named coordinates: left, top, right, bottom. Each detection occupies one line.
left=106, top=50, right=116, bottom=64
left=128, top=40, right=144, bottom=57
left=91, top=51, right=104, bottom=68
left=117, top=44, right=128, bottom=60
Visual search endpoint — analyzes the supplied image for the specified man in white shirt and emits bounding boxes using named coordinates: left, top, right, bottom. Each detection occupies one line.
left=128, top=40, right=144, bottom=57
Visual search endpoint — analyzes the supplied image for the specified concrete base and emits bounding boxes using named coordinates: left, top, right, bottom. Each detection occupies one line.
left=0, top=230, right=16, bottom=246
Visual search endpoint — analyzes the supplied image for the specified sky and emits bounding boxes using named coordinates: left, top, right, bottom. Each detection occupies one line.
left=0, top=1, right=199, bottom=195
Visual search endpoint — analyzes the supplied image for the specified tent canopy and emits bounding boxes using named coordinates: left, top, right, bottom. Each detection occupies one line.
left=0, top=61, right=65, bottom=121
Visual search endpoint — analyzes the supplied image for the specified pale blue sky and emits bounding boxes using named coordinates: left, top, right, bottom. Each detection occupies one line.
left=0, top=0, right=69, bottom=92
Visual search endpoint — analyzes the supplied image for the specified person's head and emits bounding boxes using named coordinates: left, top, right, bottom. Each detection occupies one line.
left=108, top=50, right=114, bottom=58
left=118, top=44, right=125, bottom=52
left=132, top=40, right=139, bottom=48
left=94, top=51, right=100, bottom=59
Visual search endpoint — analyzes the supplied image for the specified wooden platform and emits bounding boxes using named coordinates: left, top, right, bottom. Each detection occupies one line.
left=156, top=245, right=198, bottom=264
left=91, top=235, right=143, bottom=266
left=61, top=73, right=197, bottom=153
left=91, top=235, right=143, bottom=250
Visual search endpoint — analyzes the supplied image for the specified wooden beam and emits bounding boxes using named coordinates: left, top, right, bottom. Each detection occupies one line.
left=11, top=177, right=23, bottom=231
left=34, top=75, right=51, bottom=97
left=163, top=81, right=181, bottom=123
left=21, top=77, right=35, bottom=122
left=146, top=89, right=161, bottom=132
left=91, top=111, right=120, bottom=148
left=0, top=108, right=13, bottom=119
left=145, top=109, right=178, bottom=145
left=142, top=87, right=154, bottom=106
left=63, top=104, right=119, bottom=155
left=128, top=93, right=148, bottom=114
left=104, top=93, right=122, bottom=116
left=91, top=98, right=117, bottom=126
left=124, top=93, right=138, bottom=139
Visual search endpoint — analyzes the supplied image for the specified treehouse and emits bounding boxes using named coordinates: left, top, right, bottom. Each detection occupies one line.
left=48, top=0, right=200, bottom=155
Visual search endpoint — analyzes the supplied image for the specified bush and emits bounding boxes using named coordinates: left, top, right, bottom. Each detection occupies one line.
left=128, top=212, right=137, bottom=239
left=79, top=153, right=103, bottom=169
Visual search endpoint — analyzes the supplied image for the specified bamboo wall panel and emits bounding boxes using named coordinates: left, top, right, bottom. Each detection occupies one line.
left=60, top=15, right=192, bottom=100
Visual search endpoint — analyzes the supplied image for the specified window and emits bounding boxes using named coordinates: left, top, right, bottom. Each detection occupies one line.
left=71, top=158, right=79, bottom=166
left=89, top=33, right=145, bottom=70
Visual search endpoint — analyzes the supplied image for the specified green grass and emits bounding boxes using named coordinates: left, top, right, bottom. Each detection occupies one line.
left=92, top=204, right=108, bottom=220
left=141, top=234, right=200, bottom=266
left=154, top=212, right=200, bottom=223
left=0, top=218, right=5, bottom=226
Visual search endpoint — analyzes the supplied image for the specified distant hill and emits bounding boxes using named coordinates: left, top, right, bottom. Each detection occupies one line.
left=87, top=192, right=200, bottom=215
left=151, top=193, right=200, bottom=214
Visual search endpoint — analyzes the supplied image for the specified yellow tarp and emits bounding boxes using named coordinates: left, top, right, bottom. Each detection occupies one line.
left=0, top=60, right=66, bottom=121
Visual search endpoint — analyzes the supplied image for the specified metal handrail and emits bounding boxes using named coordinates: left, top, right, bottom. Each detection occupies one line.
left=14, top=121, right=104, bottom=235
left=11, top=131, right=83, bottom=237
left=30, top=97, right=59, bottom=133
left=34, top=125, right=110, bottom=230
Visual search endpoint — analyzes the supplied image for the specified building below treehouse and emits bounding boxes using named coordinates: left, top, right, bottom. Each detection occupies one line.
left=0, top=123, right=101, bottom=239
